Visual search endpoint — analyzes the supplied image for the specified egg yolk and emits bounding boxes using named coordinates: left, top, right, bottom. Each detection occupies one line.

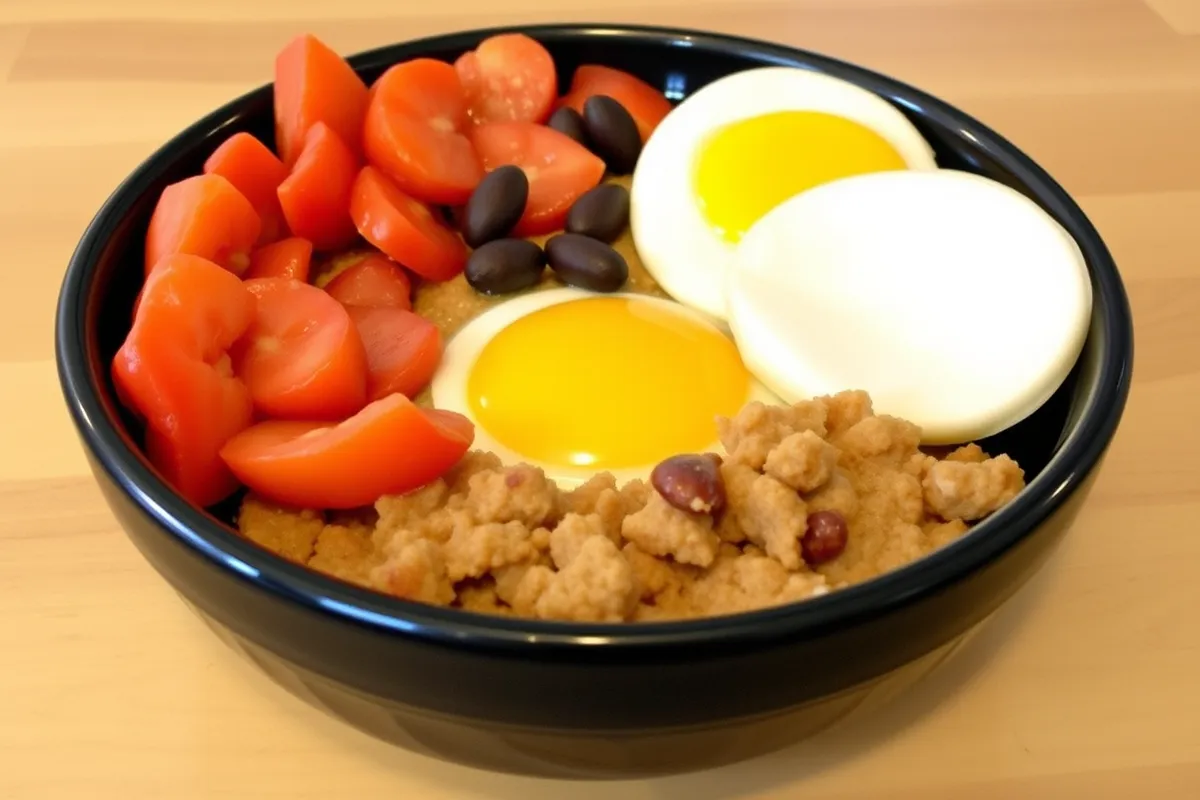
left=694, top=110, right=908, bottom=243
left=467, top=297, right=751, bottom=470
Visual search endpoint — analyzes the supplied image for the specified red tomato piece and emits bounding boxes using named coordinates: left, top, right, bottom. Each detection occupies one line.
left=245, top=237, right=313, bottom=281
left=220, top=393, right=474, bottom=509
left=469, top=123, right=606, bottom=236
left=232, top=278, right=368, bottom=421
left=274, top=34, right=369, bottom=167
left=144, top=174, right=262, bottom=277
left=454, top=33, right=556, bottom=125
left=346, top=306, right=441, bottom=401
left=560, top=64, right=672, bottom=142
left=113, top=254, right=256, bottom=506
left=203, top=132, right=290, bottom=245
left=323, top=252, right=412, bottom=310
left=350, top=166, right=468, bottom=281
left=276, top=123, right=360, bottom=252
left=363, top=58, right=483, bottom=205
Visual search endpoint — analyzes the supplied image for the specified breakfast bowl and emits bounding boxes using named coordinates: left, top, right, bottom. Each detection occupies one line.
left=55, top=24, right=1133, bottom=779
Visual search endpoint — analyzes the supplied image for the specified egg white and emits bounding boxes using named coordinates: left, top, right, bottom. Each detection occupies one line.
left=430, top=287, right=779, bottom=489
left=727, top=169, right=1092, bottom=445
left=630, top=66, right=939, bottom=323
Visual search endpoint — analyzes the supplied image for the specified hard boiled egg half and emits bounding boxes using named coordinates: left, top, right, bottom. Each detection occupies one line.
left=431, top=288, right=777, bottom=488
left=727, top=169, right=1093, bottom=444
left=630, top=66, right=938, bottom=322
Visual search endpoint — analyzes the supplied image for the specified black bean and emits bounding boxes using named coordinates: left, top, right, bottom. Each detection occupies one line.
left=582, top=95, right=642, bottom=175
left=565, top=184, right=630, bottom=243
left=465, top=239, right=546, bottom=296
left=545, top=233, right=628, bottom=293
left=547, top=106, right=589, bottom=148
left=462, top=166, right=529, bottom=248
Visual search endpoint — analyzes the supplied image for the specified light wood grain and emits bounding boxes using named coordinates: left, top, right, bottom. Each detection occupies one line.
left=2, top=1, right=1198, bottom=797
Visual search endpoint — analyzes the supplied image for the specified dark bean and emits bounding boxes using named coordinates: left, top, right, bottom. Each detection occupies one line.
left=802, top=510, right=849, bottom=565
left=651, top=454, right=726, bottom=515
left=544, top=233, right=628, bottom=292
left=548, top=106, right=589, bottom=148
left=462, top=166, right=528, bottom=248
left=582, top=95, right=642, bottom=174
left=465, top=239, right=545, bottom=295
left=565, top=183, right=630, bottom=243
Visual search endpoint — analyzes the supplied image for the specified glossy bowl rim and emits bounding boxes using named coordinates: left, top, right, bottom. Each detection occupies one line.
left=55, top=22, right=1134, bottom=653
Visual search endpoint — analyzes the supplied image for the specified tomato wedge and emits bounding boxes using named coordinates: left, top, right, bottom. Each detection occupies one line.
left=469, top=123, right=606, bottom=236
left=560, top=65, right=672, bottom=142
left=454, top=33, right=556, bottom=125
left=324, top=252, right=412, bottom=310
left=113, top=254, right=255, bottom=507
left=203, top=132, right=290, bottom=244
left=350, top=166, right=467, bottom=281
left=220, top=393, right=475, bottom=509
left=245, top=236, right=313, bottom=281
left=144, top=174, right=262, bottom=277
left=346, top=306, right=441, bottom=401
left=274, top=34, right=369, bottom=167
left=276, top=123, right=360, bottom=252
left=363, top=58, right=483, bottom=205
left=232, top=278, right=368, bottom=421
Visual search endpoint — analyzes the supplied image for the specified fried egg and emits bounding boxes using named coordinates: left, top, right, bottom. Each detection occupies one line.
left=630, top=66, right=938, bottom=321
left=431, top=287, right=777, bottom=488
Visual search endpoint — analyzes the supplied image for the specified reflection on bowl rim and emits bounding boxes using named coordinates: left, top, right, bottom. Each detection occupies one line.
left=54, top=23, right=1134, bottom=652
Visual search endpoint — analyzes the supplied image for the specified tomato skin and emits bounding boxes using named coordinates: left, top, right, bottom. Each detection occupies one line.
left=144, top=174, right=262, bottom=277
left=560, top=65, right=672, bottom=142
left=469, top=123, right=606, bottom=236
left=203, top=132, right=291, bottom=245
left=362, top=58, right=483, bottom=205
left=220, top=393, right=475, bottom=509
left=274, top=34, right=370, bottom=167
left=324, top=253, right=413, bottom=310
left=245, top=237, right=313, bottom=281
left=346, top=305, right=441, bottom=400
left=350, top=166, right=467, bottom=281
left=454, top=33, right=556, bottom=125
left=113, top=254, right=256, bottom=506
left=232, top=278, right=369, bottom=421
left=277, top=123, right=360, bottom=252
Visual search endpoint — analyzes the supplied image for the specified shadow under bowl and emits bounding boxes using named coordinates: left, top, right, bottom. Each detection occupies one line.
left=55, top=24, right=1134, bottom=779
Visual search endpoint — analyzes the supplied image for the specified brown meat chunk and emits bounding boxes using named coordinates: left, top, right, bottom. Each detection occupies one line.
left=923, top=455, right=1025, bottom=521
left=370, top=537, right=455, bottom=606
left=621, top=493, right=720, bottom=567
left=819, top=389, right=874, bottom=434
left=690, top=551, right=829, bottom=617
left=534, top=536, right=638, bottom=622
left=308, top=524, right=378, bottom=586
left=764, top=429, right=839, bottom=492
left=443, top=518, right=538, bottom=582
left=563, top=473, right=632, bottom=544
left=549, top=513, right=608, bottom=569
left=237, top=495, right=323, bottom=564
left=725, top=465, right=809, bottom=570
left=716, top=399, right=828, bottom=470
left=465, top=465, right=559, bottom=527
left=835, top=414, right=923, bottom=467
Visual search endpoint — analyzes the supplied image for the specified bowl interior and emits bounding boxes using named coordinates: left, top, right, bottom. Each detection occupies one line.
left=65, top=25, right=1118, bottom=630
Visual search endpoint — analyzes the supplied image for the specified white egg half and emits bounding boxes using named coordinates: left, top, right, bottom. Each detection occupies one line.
left=431, top=287, right=779, bottom=489
left=727, top=169, right=1092, bottom=445
left=630, top=66, right=938, bottom=322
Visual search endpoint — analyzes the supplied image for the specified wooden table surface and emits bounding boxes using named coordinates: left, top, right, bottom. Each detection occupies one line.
left=3, top=0, right=1199, bottom=797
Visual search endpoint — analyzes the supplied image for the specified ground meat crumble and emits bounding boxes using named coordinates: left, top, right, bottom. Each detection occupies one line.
left=236, top=389, right=1025, bottom=622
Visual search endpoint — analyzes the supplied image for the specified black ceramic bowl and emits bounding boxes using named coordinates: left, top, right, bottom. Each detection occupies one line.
left=56, top=24, right=1133, bottom=779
